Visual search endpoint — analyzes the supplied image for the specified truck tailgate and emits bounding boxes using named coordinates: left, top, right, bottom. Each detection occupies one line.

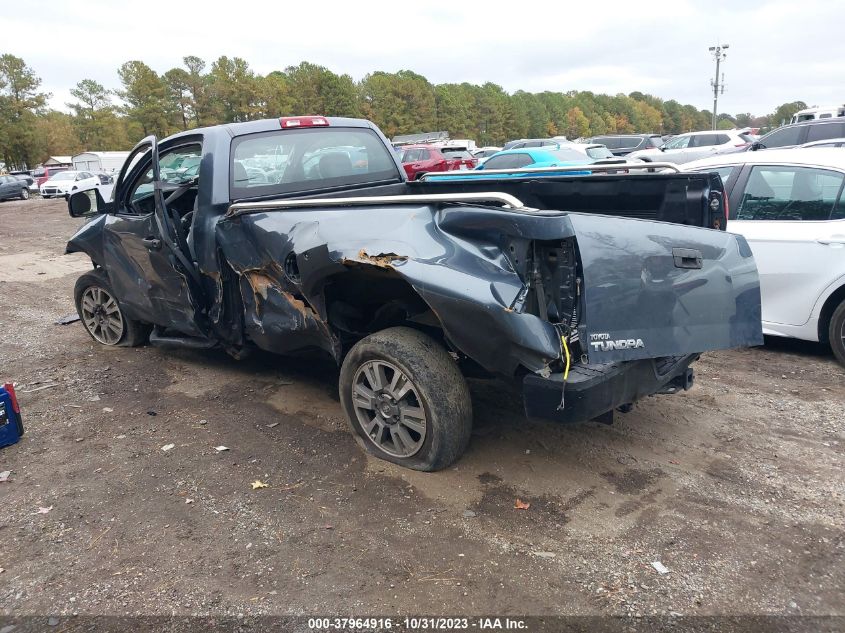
left=569, top=213, right=763, bottom=363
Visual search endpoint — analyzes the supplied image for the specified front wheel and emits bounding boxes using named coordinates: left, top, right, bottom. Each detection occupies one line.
left=829, top=300, right=845, bottom=366
left=74, top=271, right=149, bottom=347
left=20, top=188, right=29, bottom=200
left=339, top=326, right=473, bottom=471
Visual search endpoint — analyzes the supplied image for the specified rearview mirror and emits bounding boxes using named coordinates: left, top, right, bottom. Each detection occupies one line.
left=68, top=188, right=110, bottom=218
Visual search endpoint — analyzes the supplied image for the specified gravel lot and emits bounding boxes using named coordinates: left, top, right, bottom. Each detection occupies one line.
left=1, top=198, right=843, bottom=621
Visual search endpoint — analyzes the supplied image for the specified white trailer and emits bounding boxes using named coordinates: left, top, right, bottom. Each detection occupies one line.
left=72, top=151, right=131, bottom=174
left=790, top=104, right=845, bottom=124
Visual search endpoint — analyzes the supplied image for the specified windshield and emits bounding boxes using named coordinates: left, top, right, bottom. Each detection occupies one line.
left=50, top=172, right=76, bottom=181
left=585, top=146, right=614, bottom=159
left=441, top=149, right=472, bottom=159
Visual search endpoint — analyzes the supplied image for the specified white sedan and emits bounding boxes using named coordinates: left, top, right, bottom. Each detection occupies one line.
left=40, top=170, right=102, bottom=199
left=683, top=149, right=845, bottom=364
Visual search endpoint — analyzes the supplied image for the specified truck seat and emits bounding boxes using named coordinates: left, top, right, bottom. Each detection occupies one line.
left=319, top=153, right=353, bottom=179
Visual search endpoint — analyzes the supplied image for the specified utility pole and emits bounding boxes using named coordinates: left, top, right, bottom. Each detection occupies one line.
left=709, top=44, right=728, bottom=130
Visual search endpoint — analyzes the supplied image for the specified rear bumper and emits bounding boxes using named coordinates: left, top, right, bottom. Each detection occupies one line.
left=523, top=354, right=698, bottom=424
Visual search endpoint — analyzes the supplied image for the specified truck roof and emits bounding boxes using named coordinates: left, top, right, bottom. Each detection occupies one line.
left=164, top=116, right=381, bottom=144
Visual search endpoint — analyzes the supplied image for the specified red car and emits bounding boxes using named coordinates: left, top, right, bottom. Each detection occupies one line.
left=32, top=166, right=70, bottom=188
left=399, top=144, right=477, bottom=180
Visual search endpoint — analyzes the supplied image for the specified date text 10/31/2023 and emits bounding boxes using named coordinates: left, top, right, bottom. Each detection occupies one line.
left=307, top=617, right=528, bottom=630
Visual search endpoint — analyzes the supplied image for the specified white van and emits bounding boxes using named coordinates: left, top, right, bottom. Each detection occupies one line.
left=790, top=104, right=845, bottom=124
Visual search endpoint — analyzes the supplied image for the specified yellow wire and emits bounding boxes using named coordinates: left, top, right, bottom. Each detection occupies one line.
left=561, top=335, right=571, bottom=381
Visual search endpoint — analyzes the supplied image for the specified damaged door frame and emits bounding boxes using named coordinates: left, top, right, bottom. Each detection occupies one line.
left=123, top=136, right=213, bottom=338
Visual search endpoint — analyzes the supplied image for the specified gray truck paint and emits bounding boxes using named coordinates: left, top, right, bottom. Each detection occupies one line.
left=66, top=116, right=763, bottom=424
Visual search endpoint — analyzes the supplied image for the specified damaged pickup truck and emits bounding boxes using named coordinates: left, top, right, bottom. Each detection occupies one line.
left=65, top=115, right=763, bottom=471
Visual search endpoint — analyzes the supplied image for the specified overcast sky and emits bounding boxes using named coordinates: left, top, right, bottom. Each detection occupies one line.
left=3, top=0, right=843, bottom=117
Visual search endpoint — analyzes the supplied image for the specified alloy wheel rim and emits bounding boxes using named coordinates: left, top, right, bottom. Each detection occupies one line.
left=81, top=286, right=124, bottom=345
left=351, top=360, right=427, bottom=458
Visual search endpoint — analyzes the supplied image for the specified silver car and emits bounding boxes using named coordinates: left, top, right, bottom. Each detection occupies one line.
left=628, top=130, right=755, bottom=164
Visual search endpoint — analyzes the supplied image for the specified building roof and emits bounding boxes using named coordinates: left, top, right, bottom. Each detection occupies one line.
left=43, top=156, right=72, bottom=165
left=73, top=151, right=131, bottom=158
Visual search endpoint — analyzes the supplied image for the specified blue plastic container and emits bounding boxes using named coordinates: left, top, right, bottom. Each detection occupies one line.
left=0, top=383, right=24, bottom=448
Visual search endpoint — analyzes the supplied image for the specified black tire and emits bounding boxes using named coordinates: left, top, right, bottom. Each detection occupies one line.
left=20, top=188, right=29, bottom=200
left=829, top=300, right=845, bottom=366
left=339, top=326, right=472, bottom=471
left=74, top=270, right=150, bottom=347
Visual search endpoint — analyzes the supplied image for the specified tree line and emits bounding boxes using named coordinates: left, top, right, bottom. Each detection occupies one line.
left=0, top=52, right=809, bottom=169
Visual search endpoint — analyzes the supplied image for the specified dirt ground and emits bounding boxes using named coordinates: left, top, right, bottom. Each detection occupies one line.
left=1, top=197, right=843, bottom=620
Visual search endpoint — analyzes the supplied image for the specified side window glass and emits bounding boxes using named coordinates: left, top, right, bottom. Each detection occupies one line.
left=484, top=154, right=532, bottom=169
left=665, top=135, right=691, bottom=150
left=482, top=155, right=509, bottom=169
left=806, top=123, right=845, bottom=143
left=716, top=135, right=730, bottom=145
left=511, top=153, right=534, bottom=168
left=737, top=166, right=844, bottom=221
left=712, top=166, right=736, bottom=184
left=126, top=144, right=202, bottom=214
left=761, top=126, right=802, bottom=148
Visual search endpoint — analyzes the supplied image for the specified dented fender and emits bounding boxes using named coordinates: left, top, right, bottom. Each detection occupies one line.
left=216, top=204, right=566, bottom=374
left=65, top=214, right=108, bottom=265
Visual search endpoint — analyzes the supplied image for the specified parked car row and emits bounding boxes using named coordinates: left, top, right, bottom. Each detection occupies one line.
left=0, top=169, right=115, bottom=202
left=575, top=116, right=845, bottom=166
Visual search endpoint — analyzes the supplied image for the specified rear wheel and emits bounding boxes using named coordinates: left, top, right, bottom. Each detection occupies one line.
left=829, top=300, right=845, bottom=366
left=339, top=326, right=472, bottom=471
left=20, top=188, right=29, bottom=200
left=74, top=271, right=149, bottom=347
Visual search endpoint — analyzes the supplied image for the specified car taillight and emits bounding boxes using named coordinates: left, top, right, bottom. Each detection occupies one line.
left=3, top=383, right=20, bottom=414
left=279, top=116, right=329, bottom=128
left=708, top=191, right=728, bottom=230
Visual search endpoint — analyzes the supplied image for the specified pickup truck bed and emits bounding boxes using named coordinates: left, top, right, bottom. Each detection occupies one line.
left=65, top=115, right=762, bottom=471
